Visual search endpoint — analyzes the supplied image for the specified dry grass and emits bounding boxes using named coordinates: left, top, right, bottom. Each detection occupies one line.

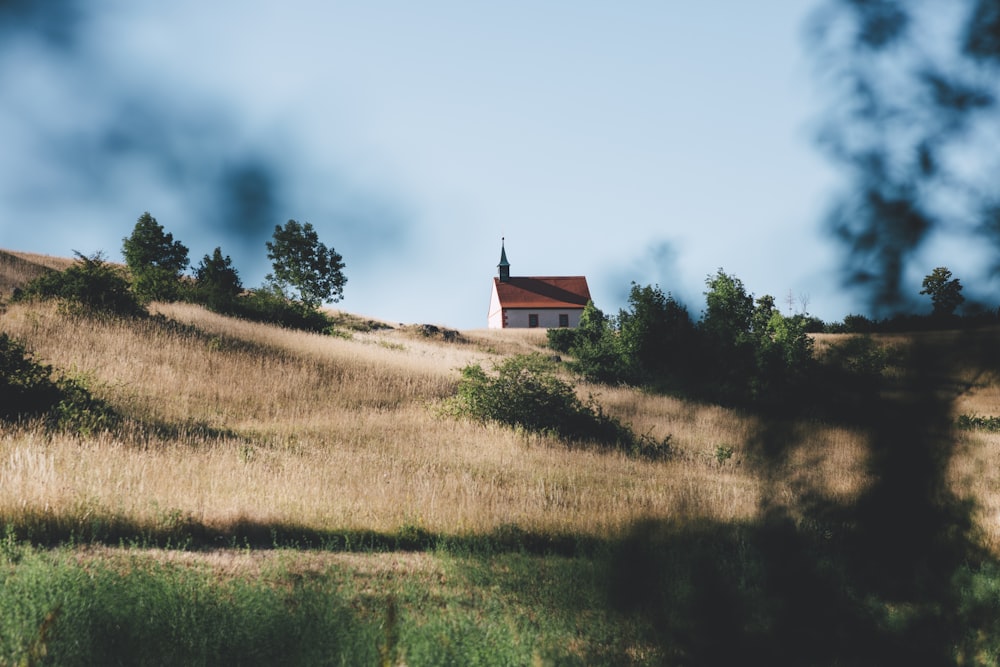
left=2, top=251, right=999, bottom=555
left=0, top=250, right=73, bottom=300
left=0, top=299, right=871, bottom=543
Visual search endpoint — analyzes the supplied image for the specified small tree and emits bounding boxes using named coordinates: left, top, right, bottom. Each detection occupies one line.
left=617, top=283, right=695, bottom=382
left=920, top=266, right=964, bottom=317
left=753, top=310, right=815, bottom=401
left=122, top=212, right=189, bottom=302
left=701, top=269, right=755, bottom=349
left=265, top=220, right=346, bottom=308
left=193, top=247, right=242, bottom=312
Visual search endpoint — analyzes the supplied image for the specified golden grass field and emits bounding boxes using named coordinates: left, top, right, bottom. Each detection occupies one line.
left=2, top=248, right=1000, bottom=556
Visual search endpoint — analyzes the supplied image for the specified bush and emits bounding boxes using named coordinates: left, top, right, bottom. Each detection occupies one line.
left=821, top=336, right=897, bottom=380
left=0, top=334, right=62, bottom=421
left=447, top=354, right=669, bottom=458
left=956, top=414, right=1000, bottom=432
left=230, top=286, right=335, bottom=333
left=15, top=252, right=144, bottom=317
left=546, top=327, right=578, bottom=353
left=565, top=301, right=632, bottom=385
left=0, top=333, right=117, bottom=432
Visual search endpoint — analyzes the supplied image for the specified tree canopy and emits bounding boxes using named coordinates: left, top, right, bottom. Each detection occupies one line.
left=265, top=220, right=346, bottom=308
left=920, top=267, right=965, bottom=317
left=194, top=247, right=243, bottom=312
left=121, top=212, right=189, bottom=302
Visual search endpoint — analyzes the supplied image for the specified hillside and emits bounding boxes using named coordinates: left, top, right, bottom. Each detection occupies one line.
left=2, top=249, right=1000, bottom=664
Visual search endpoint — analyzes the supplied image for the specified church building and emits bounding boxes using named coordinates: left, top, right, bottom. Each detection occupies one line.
left=487, top=240, right=591, bottom=329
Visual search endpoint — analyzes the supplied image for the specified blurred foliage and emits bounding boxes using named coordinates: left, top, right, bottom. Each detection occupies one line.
left=810, top=0, right=1000, bottom=315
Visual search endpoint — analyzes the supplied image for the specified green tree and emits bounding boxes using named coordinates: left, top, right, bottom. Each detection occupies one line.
left=121, top=212, right=189, bottom=302
left=699, top=270, right=817, bottom=403
left=568, top=301, right=627, bottom=384
left=194, top=247, right=242, bottom=312
left=920, top=266, right=965, bottom=317
left=701, top=269, right=755, bottom=350
left=751, top=294, right=778, bottom=339
left=617, top=283, right=695, bottom=381
left=265, top=220, right=346, bottom=308
left=753, top=310, right=815, bottom=400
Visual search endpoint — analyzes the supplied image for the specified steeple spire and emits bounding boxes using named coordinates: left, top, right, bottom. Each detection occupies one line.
left=497, top=237, right=510, bottom=282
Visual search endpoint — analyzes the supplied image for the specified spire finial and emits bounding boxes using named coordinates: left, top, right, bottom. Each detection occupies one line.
left=498, top=237, right=510, bottom=282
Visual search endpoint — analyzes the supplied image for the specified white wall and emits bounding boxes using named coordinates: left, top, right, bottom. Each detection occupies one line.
left=502, top=308, right=583, bottom=329
left=487, top=285, right=504, bottom=328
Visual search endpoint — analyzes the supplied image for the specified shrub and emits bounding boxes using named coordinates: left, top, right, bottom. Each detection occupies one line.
left=822, top=336, right=897, bottom=380
left=956, top=414, right=1000, bottom=432
left=0, top=333, right=118, bottom=432
left=0, top=333, right=62, bottom=420
left=49, top=372, right=119, bottom=435
left=15, top=252, right=144, bottom=317
left=447, top=354, right=670, bottom=458
left=546, top=327, right=577, bottom=353
left=231, top=286, right=334, bottom=333
left=565, top=301, right=631, bottom=384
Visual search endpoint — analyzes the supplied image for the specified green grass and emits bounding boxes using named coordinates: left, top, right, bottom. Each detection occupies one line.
left=0, top=537, right=654, bottom=666
left=0, top=543, right=377, bottom=665
left=3, top=522, right=999, bottom=666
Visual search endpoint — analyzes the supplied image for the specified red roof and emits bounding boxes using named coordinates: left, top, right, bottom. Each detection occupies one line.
left=494, top=276, right=591, bottom=309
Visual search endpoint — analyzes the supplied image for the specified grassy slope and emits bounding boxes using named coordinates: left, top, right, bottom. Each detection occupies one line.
left=2, top=250, right=1000, bottom=665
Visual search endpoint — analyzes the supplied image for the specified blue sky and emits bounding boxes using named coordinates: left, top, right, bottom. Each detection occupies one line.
left=0, top=2, right=888, bottom=328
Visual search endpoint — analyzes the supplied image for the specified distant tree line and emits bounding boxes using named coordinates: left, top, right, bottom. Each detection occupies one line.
left=548, top=270, right=815, bottom=406
left=548, top=265, right=992, bottom=408
left=15, top=213, right=347, bottom=333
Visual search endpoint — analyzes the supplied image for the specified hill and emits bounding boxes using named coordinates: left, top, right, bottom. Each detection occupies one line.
left=2, top=249, right=1000, bottom=664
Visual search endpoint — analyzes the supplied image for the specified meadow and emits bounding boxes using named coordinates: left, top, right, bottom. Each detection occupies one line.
left=2, top=249, right=1000, bottom=665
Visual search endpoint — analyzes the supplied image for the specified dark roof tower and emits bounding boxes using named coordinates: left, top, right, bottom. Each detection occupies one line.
left=497, top=238, right=510, bottom=283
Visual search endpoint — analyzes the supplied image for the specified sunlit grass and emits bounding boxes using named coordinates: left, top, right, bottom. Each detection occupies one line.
left=0, top=298, right=882, bottom=547
left=2, top=277, right=997, bottom=553
left=5, top=250, right=1000, bottom=662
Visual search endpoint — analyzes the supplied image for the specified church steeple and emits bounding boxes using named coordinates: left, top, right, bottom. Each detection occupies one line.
left=497, top=238, right=510, bottom=282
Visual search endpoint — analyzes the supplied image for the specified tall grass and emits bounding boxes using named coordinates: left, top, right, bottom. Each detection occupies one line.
left=0, top=251, right=72, bottom=300
left=1, top=299, right=832, bottom=541
left=5, top=251, right=1000, bottom=663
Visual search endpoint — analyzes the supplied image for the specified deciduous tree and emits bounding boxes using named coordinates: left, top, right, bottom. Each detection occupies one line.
left=920, top=266, right=965, bottom=317
left=265, top=220, right=346, bottom=308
